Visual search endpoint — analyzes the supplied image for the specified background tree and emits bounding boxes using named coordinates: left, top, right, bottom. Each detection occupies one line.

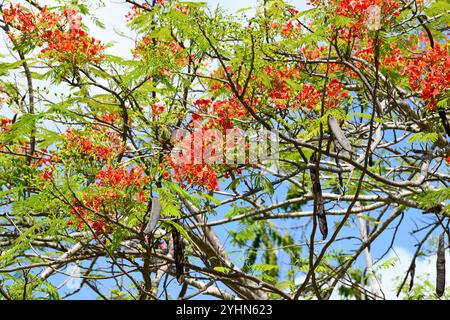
left=0, top=0, right=449, bottom=300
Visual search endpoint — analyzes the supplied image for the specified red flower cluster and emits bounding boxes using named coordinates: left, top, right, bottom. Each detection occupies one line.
left=354, top=38, right=405, bottom=70
left=152, top=104, right=166, bottom=116
left=193, top=99, right=212, bottom=113
left=264, top=66, right=301, bottom=109
left=281, top=20, right=301, bottom=38
left=267, top=7, right=300, bottom=38
left=96, top=165, right=150, bottom=189
left=38, top=168, right=53, bottom=181
left=166, top=159, right=219, bottom=192
left=308, top=0, right=400, bottom=36
left=166, top=108, right=226, bottom=191
left=98, top=113, right=120, bottom=124
left=193, top=99, right=247, bottom=130
left=326, top=79, right=349, bottom=108
left=382, top=42, right=405, bottom=68
left=295, top=84, right=322, bottom=109
left=67, top=165, right=150, bottom=236
left=335, top=0, right=400, bottom=18
left=176, top=3, right=190, bottom=15
left=2, top=4, right=59, bottom=33
left=260, top=66, right=347, bottom=110
left=1, top=118, right=13, bottom=131
left=34, top=148, right=58, bottom=168
left=133, top=37, right=186, bottom=73
left=125, top=2, right=150, bottom=21
left=66, top=131, right=113, bottom=160
left=406, top=44, right=450, bottom=110
left=65, top=126, right=124, bottom=162
left=68, top=195, right=110, bottom=236
left=2, top=4, right=105, bottom=64
left=301, top=46, right=327, bottom=60
left=40, top=28, right=105, bottom=64
left=162, top=96, right=251, bottom=191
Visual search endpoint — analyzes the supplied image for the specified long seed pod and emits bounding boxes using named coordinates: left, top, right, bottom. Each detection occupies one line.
left=436, top=232, right=446, bottom=297
left=310, top=153, right=328, bottom=240
left=172, top=228, right=185, bottom=284
left=438, top=109, right=450, bottom=138
left=335, top=156, right=344, bottom=189
left=143, top=198, right=162, bottom=235
left=409, top=261, right=416, bottom=292
left=328, top=116, right=352, bottom=153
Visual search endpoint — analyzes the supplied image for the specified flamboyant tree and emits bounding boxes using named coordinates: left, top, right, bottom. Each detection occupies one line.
left=0, top=0, right=449, bottom=300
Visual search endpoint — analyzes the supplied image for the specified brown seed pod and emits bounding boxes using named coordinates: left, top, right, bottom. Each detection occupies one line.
left=310, top=153, right=328, bottom=240
left=438, top=109, right=450, bottom=138
left=409, top=261, right=416, bottom=292
left=172, top=228, right=185, bottom=284
left=328, top=116, right=352, bottom=153
left=436, top=232, right=446, bottom=297
left=143, top=198, right=162, bottom=235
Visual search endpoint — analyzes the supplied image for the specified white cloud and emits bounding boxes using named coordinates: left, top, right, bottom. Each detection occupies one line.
left=326, top=246, right=449, bottom=300
left=375, top=246, right=449, bottom=299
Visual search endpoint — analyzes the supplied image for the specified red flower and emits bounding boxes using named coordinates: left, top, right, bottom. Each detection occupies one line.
left=325, top=79, right=348, bottom=109
left=262, top=65, right=303, bottom=109
left=176, top=3, right=190, bottom=14
left=41, top=169, right=53, bottom=181
left=269, top=22, right=279, bottom=29
left=163, top=171, right=170, bottom=180
left=98, top=113, right=119, bottom=124
left=406, top=44, right=449, bottom=110
left=152, top=104, right=165, bottom=116
left=295, top=84, right=322, bottom=109
left=281, top=20, right=300, bottom=38
left=194, top=99, right=212, bottom=110
left=136, top=191, right=146, bottom=203
left=289, top=8, right=299, bottom=15
left=96, top=165, right=149, bottom=189
left=1, top=118, right=13, bottom=131
left=125, top=2, right=150, bottom=21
